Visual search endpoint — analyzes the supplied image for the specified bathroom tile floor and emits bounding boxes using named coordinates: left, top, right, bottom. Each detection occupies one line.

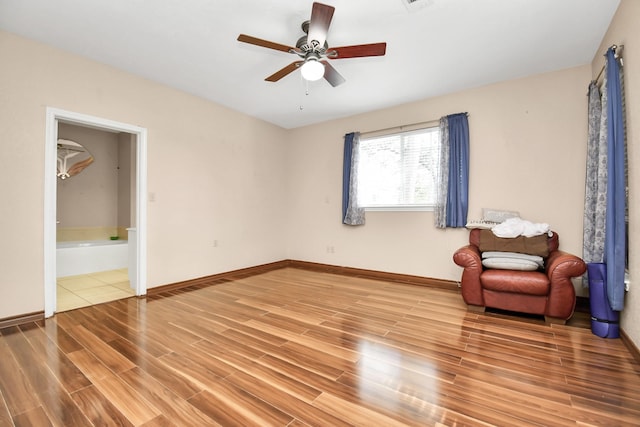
left=56, top=268, right=135, bottom=312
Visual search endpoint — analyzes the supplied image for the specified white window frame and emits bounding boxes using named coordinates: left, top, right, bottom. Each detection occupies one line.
left=357, top=126, right=440, bottom=212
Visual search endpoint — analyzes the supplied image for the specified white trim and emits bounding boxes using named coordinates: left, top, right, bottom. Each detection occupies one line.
left=135, top=127, right=148, bottom=297
left=44, top=108, right=148, bottom=317
left=44, top=111, right=58, bottom=317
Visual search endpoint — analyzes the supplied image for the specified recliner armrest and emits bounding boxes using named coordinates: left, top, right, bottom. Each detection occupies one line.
left=545, top=250, right=587, bottom=280
left=453, top=245, right=484, bottom=306
left=544, top=250, right=587, bottom=319
left=453, top=245, right=482, bottom=269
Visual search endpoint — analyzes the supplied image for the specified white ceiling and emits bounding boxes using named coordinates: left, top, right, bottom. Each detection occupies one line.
left=0, top=0, right=620, bottom=129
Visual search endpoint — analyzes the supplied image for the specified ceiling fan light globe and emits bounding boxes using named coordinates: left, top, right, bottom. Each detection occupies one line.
left=301, top=59, right=325, bottom=81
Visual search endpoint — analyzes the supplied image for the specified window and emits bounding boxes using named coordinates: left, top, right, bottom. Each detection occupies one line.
left=357, top=126, right=440, bottom=210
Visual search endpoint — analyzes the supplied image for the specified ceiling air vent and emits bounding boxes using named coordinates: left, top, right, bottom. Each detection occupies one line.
left=401, top=0, right=434, bottom=12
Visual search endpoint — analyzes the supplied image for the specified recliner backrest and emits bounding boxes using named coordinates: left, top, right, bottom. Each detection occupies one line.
left=468, top=228, right=559, bottom=255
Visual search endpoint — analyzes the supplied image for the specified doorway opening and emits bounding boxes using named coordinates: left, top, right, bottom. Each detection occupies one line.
left=44, top=108, right=147, bottom=318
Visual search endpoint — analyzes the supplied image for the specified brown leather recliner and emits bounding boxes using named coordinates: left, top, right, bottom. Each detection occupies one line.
left=453, top=229, right=587, bottom=324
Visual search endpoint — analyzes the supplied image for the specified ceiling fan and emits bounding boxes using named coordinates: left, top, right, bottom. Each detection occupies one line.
left=237, top=2, right=387, bottom=87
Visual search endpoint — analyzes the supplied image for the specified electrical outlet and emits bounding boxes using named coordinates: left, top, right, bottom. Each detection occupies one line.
left=213, top=240, right=218, bottom=247
left=326, top=246, right=335, bottom=253
left=625, top=271, right=630, bottom=292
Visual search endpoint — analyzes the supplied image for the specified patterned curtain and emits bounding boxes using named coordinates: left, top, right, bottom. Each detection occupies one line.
left=434, top=117, right=449, bottom=228
left=342, top=132, right=365, bottom=225
left=582, top=81, right=606, bottom=286
left=435, top=113, right=469, bottom=228
left=583, top=47, right=627, bottom=310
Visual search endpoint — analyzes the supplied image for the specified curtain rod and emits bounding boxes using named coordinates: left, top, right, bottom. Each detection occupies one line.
left=360, top=119, right=438, bottom=137
left=360, top=113, right=469, bottom=137
left=595, top=44, right=624, bottom=83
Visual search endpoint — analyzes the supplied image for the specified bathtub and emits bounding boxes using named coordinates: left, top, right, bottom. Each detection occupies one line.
left=56, top=239, right=128, bottom=277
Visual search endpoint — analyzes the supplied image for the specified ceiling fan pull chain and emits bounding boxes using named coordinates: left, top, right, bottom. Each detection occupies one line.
left=298, top=75, right=307, bottom=110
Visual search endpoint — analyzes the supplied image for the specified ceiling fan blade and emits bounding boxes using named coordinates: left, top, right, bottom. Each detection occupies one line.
left=237, top=34, right=296, bottom=53
left=307, top=2, right=334, bottom=49
left=329, top=42, right=387, bottom=59
left=265, top=61, right=304, bottom=82
left=321, top=61, right=345, bottom=87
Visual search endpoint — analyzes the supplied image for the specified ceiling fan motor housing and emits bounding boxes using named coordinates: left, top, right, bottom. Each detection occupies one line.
left=296, top=33, right=328, bottom=54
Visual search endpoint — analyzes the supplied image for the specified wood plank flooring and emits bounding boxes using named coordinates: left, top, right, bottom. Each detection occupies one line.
left=1, top=268, right=639, bottom=426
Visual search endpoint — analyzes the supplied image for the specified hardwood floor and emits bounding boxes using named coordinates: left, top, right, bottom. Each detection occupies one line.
left=1, top=268, right=639, bottom=426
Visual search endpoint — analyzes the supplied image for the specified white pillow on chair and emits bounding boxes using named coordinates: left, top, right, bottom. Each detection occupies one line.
left=482, top=257, right=540, bottom=271
left=481, top=251, right=544, bottom=271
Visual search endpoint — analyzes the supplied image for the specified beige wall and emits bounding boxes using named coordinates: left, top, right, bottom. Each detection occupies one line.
left=286, top=66, right=590, bottom=284
left=0, top=30, right=289, bottom=318
left=57, top=123, right=120, bottom=232
left=593, top=0, right=640, bottom=350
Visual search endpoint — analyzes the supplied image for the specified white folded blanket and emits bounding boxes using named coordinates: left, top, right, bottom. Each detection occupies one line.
left=482, top=251, right=545, bottom=267
left=491, top=217, right=550, bottom=238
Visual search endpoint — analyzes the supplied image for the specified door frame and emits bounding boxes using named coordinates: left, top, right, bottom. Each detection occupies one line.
left=44, top=107, right=148, bottom=317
